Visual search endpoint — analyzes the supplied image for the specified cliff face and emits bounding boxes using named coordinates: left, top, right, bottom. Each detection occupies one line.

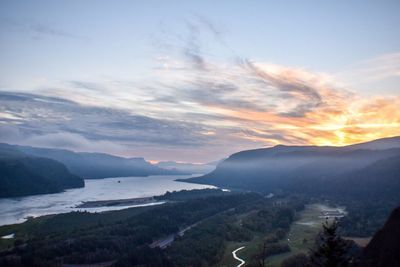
left=361, top=207, right=400, bottom=267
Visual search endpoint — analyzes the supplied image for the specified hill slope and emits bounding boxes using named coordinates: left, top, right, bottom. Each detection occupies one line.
left=186, top=136, right=400, bottom=199
left=1, top=144, right=185, bottom=179
left=360, top=207, right=400, bottom=267
left=0, top=144, right=84, bottom=198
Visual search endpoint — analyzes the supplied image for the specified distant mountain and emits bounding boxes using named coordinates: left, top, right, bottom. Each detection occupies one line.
left=0, top=144, right=84, bottom=198
left=155, top=160, right=218, bottom=175
left=360, top=206, right=400, bottom=267
left=2, top=144, right=185, bottom=179
left=344, top=136, right=400, bottom=150
left=186, top=136, right=400, bottom=199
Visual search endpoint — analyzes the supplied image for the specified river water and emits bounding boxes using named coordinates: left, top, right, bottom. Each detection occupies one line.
left=0, top=174, right=214, bottom=226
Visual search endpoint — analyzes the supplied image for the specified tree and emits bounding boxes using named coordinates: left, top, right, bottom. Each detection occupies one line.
left=308, top=219, right=350, bottom=267
left=258, top=241, right=267, bottom=267
left=281, top=253, right=309, bottom=267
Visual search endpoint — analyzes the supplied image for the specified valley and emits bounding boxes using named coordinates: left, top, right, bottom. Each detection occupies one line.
left=1, top=2, right=399, bottom=266
left=0, top=137, right=399, bottom=266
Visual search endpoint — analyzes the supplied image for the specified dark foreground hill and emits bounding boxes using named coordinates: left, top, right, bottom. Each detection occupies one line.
left=359, top=207, right=400, bottom=267
left=186, top=136, right=400, bottom=200
left=0, top=144, right=84, bottom=198
left=0, top=143, right=184, bottom=179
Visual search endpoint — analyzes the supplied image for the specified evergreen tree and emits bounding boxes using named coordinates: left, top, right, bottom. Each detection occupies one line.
left=308, top=219, right=350, bottom=267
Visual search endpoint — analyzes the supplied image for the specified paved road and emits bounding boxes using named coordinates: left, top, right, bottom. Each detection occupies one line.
left=232, top=246, right=246, bottom=267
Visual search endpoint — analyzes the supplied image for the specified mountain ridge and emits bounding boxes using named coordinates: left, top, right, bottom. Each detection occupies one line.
left=0, top=143, right=186, bottom=179
left=185, top=136, right=400, bottom=199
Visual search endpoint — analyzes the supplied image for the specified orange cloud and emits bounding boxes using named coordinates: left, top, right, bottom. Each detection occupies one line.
left=187, top=62, right=400, bottom=147
left=15, top=52, right=398, bottom=159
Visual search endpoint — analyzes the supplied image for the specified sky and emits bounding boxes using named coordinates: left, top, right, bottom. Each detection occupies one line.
left=0, top=0, right=399, bottom=162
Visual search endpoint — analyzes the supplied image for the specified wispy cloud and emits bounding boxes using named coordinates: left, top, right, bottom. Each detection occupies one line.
left=335, top=52, right=400, bottom=91
left=149, top=36, right=399, bottom=147
left=0, top=91, right=212, bottom=150
left=0, top=90, right=264, bottom=161
left=0, top=16, right=399, bottom=161
left=0, top=17, right=88, bottom=40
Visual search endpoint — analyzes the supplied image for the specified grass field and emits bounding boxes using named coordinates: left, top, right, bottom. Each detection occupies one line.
left=215, top=203, right=339, bottom=267
left=215, top=233, right=279, bottom=267
left=268, top=203, right=340, bottom=267
left=214, top=210, right=267, bottom=267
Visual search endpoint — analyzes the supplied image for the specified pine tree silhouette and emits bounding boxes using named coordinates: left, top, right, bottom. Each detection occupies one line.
left=308, top=219, right=350, bottom=267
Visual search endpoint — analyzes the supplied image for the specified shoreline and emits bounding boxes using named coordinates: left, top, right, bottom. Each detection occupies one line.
left=75, top=196, right=165, bottom=208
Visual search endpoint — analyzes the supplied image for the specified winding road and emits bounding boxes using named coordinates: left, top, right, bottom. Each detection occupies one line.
left=232, top=246, right=246, bottom=267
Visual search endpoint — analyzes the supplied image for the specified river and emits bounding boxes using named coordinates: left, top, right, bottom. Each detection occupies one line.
left=0, top=174, right=215, bottom=226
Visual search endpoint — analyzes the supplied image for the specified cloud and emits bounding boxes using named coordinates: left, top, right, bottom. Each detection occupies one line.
left=0, top=16, right=399, bottom=161
left=0, top=17, right=87, bottom=40
left=69, top=81, right=108, bottom=92
left=154, top=54, right=348, bottom=117
left=25, top=132, right=126, bottom=154
left=335, top=52, right=400, bottom=93
left=0, top=89, right=282, bottom=161
left=149, top=22, right=400, bottom=149
left=151, top=16, right=230, bottom=72
left=239, top=59, right=325, bottom=116
left=183, top=21, right=208, bottom=71
left=20, top=47, right=399, bottom=158
left=29, top=22, right=77, bottom=39
left=194, top=14, right=225, bottom=43
left=0, top=91, right=214, bottom=150
left=1, top=54, right=399, bottom=161
left=149, top=47, right=399, bottom=148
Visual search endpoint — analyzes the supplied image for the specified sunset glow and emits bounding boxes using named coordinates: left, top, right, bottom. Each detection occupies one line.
left=0, top=1, right=399, bottom=162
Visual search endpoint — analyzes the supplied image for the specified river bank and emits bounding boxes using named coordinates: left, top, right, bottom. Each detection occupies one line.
left=0, top=174, right=215, bottom=226
left=76, top=196, right=164, bottom=208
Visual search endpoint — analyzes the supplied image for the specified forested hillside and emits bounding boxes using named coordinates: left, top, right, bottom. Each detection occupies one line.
left=185, top=137, right=400, bottom=237
left=187, top=137, right=400, bottom=200
left=0, top=144, right=84, bottom=197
